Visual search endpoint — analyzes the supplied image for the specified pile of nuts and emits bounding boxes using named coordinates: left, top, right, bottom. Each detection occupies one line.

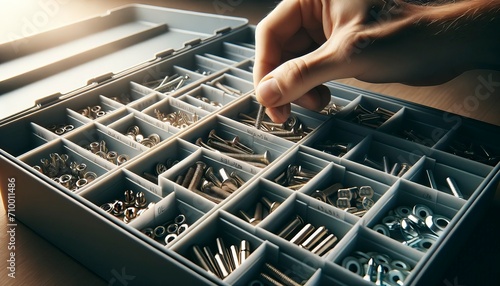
left=124, top=125, right=161, bottom=148
left=154, top=109, right=199, bottom=129
left=84, top=140, right=129, bottom=166
left=140, top=214, right=189, bottom=245
left=32, top=153, right=97, bottom=191
left=77, top=105, right=108, bottom=119
left=99, top=189, right=154, bottom=224
left=47, top=123, right=75, bottom=135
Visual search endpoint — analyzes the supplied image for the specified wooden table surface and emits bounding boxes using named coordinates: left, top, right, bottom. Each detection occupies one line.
left=1, top=1, right=499, bottom=285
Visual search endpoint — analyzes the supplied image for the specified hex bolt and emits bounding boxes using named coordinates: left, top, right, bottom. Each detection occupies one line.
left=188, top=161, right=207, bottom=191
left=205, top=166, right=223, bottom=187
left=181, top=166, right=196, bottom=188
left=261, top=197, right=281, bottom=213
left=277, top=215, right=304, bottom=239
left=263, top=263, right=301, bottom=286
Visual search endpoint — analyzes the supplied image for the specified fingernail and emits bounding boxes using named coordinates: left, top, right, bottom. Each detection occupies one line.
left=257, top=78, right=281, bottom=106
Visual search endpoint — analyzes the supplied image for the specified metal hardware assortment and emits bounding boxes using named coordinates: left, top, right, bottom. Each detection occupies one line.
left=109, top=94, right=131, bottom=105
left=153, top=109, right=199, bottom=129
left=363, top=155, right=411, bottom=177
left=320, top=102, right=344, bottom=115
left=84, top=140, right=130, bottom=165
left=448, top=140, right=499, bottom=166
left=196, top=129, right=270, bottom=168
left=341, top=251, right=413, bottom=285
left=174, top=161, right=246, bottom=204
left=140, top=213, right=189, bottom=245
left=99, top=189, right=154, bottom=224
left=32, top=153, right=98, bottom=191
left=192, top=95, right=223, bottom=108
left=250, top=262, right=307, bottom=286
left=238, top=196, right=281, bottom=225
left=124, top=125, right=161, bottom=148
left=192, top=238, right=251, bottom=279
left=425, top=169, right=464, bottom=199
left=77, top=105, right=108, bottom=119
left=276, top=215, right=339, bottom=256
left=194, top=69, right=212, bottom=76
left=393, top=129, right=433, bottom=147
left=311, top=183, right=375, bottom=217
left=143, top=73, right=190, bottom=93
left=273, top=164, right=318, bottom=190
left=373, top=204, right=451, bottom=253
left=349, top=104, right=395, bottom=128
left=47, top=123, right=76, bottom=135
left=142, top=159, right=179, bottom=184
left=211, top=80, right=242, bottom=96
left=313, top=139, right=352, bottom=157
left=238, top=112, right=313, bottom=142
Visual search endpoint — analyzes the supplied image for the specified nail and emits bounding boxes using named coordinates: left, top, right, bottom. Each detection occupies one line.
left=446, top=177, right=463, bottom=199
left=188, top=161, right=207, bottom=191
left=239, top=240, right=250, bottom=263
left=261, top=197, right=281, bottom=213
left=255, top=105, right=266, bottom=129
left=426, top=169, right=437, bottom=189
left=181, top=166, right=196, bottom=188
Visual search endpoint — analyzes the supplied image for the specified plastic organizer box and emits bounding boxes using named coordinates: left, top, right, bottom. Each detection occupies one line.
left=1, top=4, right=499, bottom=286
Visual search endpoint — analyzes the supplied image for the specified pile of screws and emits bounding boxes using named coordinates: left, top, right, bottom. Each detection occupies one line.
left=196, top=129, right=270, bottom=168
left=124, top=125, right=161, bottom=148
left=274, top=164, right=318, bottom=190
left=311, top=183, right=375, bottom=217
left=174, top=161, right=246, bottom=204
left=252, top=262, right=307, bottom=286
left=374, top=204, right=451, bottom=253
left=84, top=140, right=130, bottom=165
left=143, top=74, right=190, bottom=93
left=32, top=153, right=97, bottom=191
left=142, top=159, right=179, bottom=184
left=47, top=123, right=75, bottom=135
left=192, top=238, right=251, bottom=279
left=238, top=112, right=313, bottom=142
left=212, top=80, right=242, bottom=96
left=320, top=102, right=344, bottom=115
left=394, top=129, right=433, bottom=147
left=448, top=140, right=499, bottom=166
left=99, top=190, right=154, bottom=224
left=238, top=196, right=281, bottom=226
left=109, top=94, right=131, bottom=105
left=277, top=215, right=339, bottom=256
left=77, top=105, right=108, bottom=119
left=140, top=214, right=189, bottom=245
left=341, top=251, right=413, bottom=285
left=154, top=109, right=199, bottom=129
left=349, top=104, right=395, bottom=128
left=363, top=155, right=411, bottom=177
left=192, top=95, right=223, bottom=108
left=313, top=140, right=352, bottom=157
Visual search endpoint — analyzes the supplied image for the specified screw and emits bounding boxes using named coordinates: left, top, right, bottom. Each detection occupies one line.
left=207, top=139, right=247, bottom=154
left=202, top=180, right=231, bottom=199
left=205, top=166, right=223, bottom=187
left=300, top=226, right=329, bottom=250
left=289, top=223, right=315, bottom=245
left=230, top=171, right=246, bottom=186
left=255, top=105, right=266, bottom=129
left=260, top=273, right=285, bottom=286
left=311, top=233, right=338, bottom=256
left=397, top=163, right=410, bottom=177
left=254, top=202, right=263, bottom=221
left=425, top=169, right=437, bottom=189
left=134, top=191, right=147, bottom=208
left=196, top=138, right=217, bottom=152
left=277, top=215, right=304, bottom=239
left=263, top=263, right=301, bottom=286
left=239, top=210, right=260, bottom=226
left=181, top=166, right=196, bottom=188
left=124, top=189, right=135, bottom=207
left=221, top=151, right=271, bottom=165
left=363, top=155, right=383, bottom=170
left=188, top=161, right=207, bottom=191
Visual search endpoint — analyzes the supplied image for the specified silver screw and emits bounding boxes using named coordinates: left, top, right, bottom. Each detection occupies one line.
left=277, top=215, right=304, bottom=239
left=188, top=161, right=206, bottom=191
left=263, top=263, right=301, bottom=286
left=255, top=105, right=266, bottom=129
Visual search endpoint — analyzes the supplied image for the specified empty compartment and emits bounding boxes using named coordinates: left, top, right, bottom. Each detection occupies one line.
left=142, top=97, right=210, bottom=130
left=206, top=73, right=254, bottom=96
left=363, top=180, right=465, bottom=254
left=178, top=84, right=238, bottom=112
left=125, top=138, right=197, bottom=186
left=301, top=161, right=392, bottom=219
left=262, top=146, right=331, bottom=191
left=132, top=188, right=212, bottom=247
left=437, top=120, right=500, bottom=166
left=171, top=211, right=264, bottom=282
left=222, top=178, right=292, bottom=227
left=407, top=156, right=492, bottom=200
left=332, top=226, right=423, bottom=285
left=65, top=123, right=144, bottom=165
left=182, top=115, right=293, bottom=170
left=258, top=192, right=356, bottom=257
left=222, top=96, right=325, bottom=143
left=161, top=148, right=255, bottom=204
left=302, top=118, right=367, bottom=158
left=108, top=111, right=176, bottom=148
left=341, top=95, right=403, bottom=129
left=79, top=169, right=161, bottom=225
left=18, top=138, right=111, bottom=191
left=232, top=60, right=254, bottom=79
left=0, top=120, right=58, bottom=157
left=377, top=108, right=457, bottom=147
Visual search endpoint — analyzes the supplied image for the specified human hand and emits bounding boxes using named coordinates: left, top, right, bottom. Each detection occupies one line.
left=253, top=0, right=500, bottom=123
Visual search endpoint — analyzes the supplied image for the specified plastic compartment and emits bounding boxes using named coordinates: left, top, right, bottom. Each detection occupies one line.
left=406, top=155, right=492, bottom=200
left=305, top=262, right=373, bottom=286
left=171, top=211, right=265, bottom=283
left=181, top=115, right=293, bottom=171
left=69, top=94, right=124, bottom=120
left=142, top=97, right=210, bottom=130
left=125, top=138, right=198, bottom=187
left=0, top=120, right=58, bottom=157
left=362, top=180, right=466, bottom=253
left=203, top=41, right=255, bottom=64
left=232, top=60, right=254, bottom=80
left=436, top=119, right=500, bottom=166
left=177, top=85, right=238, bottom=112
left=177, top=54, right=231, bottom=76
left=205, top=72, right=254, bottom=96
left=137, top=66, right=203, bottom=94
left=340, top=95, right=403, bottom=129
left=331, top=226, right=423, bottom=285
left=17, top=138, right=112, bottom=191
left=257, top=193, right=357, bottom=258
left=222, top=178, right=292, bottom=226
left=377, top=108, right=458, bottom=147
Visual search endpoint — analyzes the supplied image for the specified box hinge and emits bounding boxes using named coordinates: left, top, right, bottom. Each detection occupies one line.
left=215, top=26, right=232, bottom=35
left=87, top=72, right=114, bottom=85
left=155, top=48, right=175, bottom=59
left=35, top=92, right=62, bottom=107
left=183, top=38, right=202, bottom=48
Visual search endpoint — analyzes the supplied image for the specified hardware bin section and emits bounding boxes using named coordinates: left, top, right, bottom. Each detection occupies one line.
left=1, top=4, right=500, bottom=286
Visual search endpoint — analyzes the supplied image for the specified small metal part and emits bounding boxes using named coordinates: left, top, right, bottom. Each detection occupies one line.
left=189, top=161, right=207, bottom=191
left=214, top=254, right=230, bottom=278
left=300, top=226, right=328, bottom=250
left=239, top=210, right=259, bottom=226
left=166, top=223, right=178, bottom=234
left=260, top=273, right=285, bottom=286
left=230, top=245, right=240, bottom=269
left=261, top=197, right=281, bottom=213
left=123, top=190, right=135, bottom=207
left=401, top=218, right=420, bottom=238
left=394, top=206, right=412, bottom=218
left=192, top=245, right=215, bottom=275
left=375, top=265, right=385, bottom=286
left=181, top=166, right=196, bottom=188
left=373, top=224, right=391, bottom=237
left=164, top=233, right=177, bottom=245
left=397, top=163, right=410, bottom=177
left=277, top=215, right=304, bottom=239
left=412, top=204, right=433, bottom=221
left=112, top=201, right=125, bottom=216
left=239, top=240, right=250, bottom=263
left=216, top=238, right=234, bottom=272
left=382, top=215, right=400, bottom=230
left=100, top=202, right=114, bottom=213
left=359, top=186, right=374, bottom=199
left=390, top=162, right=400, bottom=176
left=174, top=214, right=186, bottom=225
left=123, top=207, right=137, bottom=223
left=203, top=247, right=222, bottom=278
left=363, top=155, right=383, bottom=170
left=177, top=224, right=189, bottom=235
left=154, top=226, right=166, bottom=238
left=289, top=223, right=315, bottom=245
left=425, top=169, right=438, bottom=189
left=342, top=256, right=363, bottom=275
left=263, top=263, right=301, bottom=286
left=255, top=105, right=266, bottom=130
left=310, top=233, right=338, bottom=256
left=446, top=177, right=464, bottom=199
left=254, top=202, right=263, bottom=221
left=141, top=227, right=154, bottom=239
left=363, top=258, right=376, bottom=282
left=425, top=214, right=450, bottom=236
left=134, top=191, right=147, bottom=208
left=205, top=166, right=223, bottom=188
left=382, top=156, right=390, bottom=173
